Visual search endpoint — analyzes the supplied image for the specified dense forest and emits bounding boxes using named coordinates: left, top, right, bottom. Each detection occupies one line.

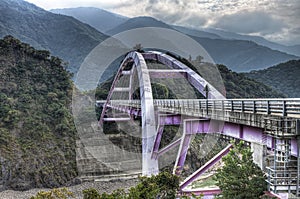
left=0, top=36, right=77, bottom=190
left=245, top=60, right=300, bottom=98
left=218, top=64, right=285, bottom=98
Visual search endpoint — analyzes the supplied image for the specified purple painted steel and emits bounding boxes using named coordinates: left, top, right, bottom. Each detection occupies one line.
left=174, top=133, right=193, bottom=175
left=173, top=119, right=210, bottom=175
left=143, top=51, right=226, bottom=99
left=103, top=102, right=299, bottom=157
left=99, top=59, right=131, bottom=126
left=157, top=138, right=181, bottom=158
left=158, top=114, right=182, bottom=125
left=151, top=125, right=164, bottom=159
left=180, top=144, right=233, bottom=190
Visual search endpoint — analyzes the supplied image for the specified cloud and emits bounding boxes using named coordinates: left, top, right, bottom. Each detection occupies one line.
left=212, top=10, right=285, bottom=34
left=25, top=0, right=300, bottom=45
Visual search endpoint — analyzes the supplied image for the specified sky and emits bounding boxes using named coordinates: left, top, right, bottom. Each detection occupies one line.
left=25, top=0, right=300, bottom=46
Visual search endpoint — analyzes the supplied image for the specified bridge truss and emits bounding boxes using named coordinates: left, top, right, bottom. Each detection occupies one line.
left=98, top=50, right=300, bottom=197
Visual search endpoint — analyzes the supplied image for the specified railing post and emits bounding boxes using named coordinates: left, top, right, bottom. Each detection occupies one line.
left=253, top=101, right=256, bottom=113
left=206, top=99, right=209, bottom=116
left=297, top=120, right=300, bottom=196
left=241, top=100, right=244, bottom=112
left=231, top=100, right=234, bottom=112
left=282, top=100, right=287, bottom=117
left=267, top=100, right=270, bottom=115
left=221, top=100, right=224, bottom=111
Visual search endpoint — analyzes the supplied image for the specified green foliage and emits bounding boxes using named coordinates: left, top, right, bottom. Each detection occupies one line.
left=245, top=59, right=300, bottom=97
left=0, top=36, right=77, bottom=190
left=82, top=172, right=185, bottom=199
left=218, top=64, right=285, bottom=98
left=214, top=141, right=267, bottom=199
left=30, top=188, right=74, bottom=199
left=83, top=188, right=101, bottom=199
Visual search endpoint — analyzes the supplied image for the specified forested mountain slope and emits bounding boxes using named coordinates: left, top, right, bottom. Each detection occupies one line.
left=0, top=0, right=107, bottom=73
left=0, top=36, right=77, bottom=191
left=245, top=60, right=300, bottom=97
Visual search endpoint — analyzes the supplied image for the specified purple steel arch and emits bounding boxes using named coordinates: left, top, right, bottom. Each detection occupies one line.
left=100, top=51, right=158, bottom=176
left=100, top=50, right=226, bottom=176
left=143, top=51, right=225, bottom=99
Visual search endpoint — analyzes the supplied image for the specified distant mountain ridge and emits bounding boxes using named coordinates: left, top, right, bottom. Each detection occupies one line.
left=104, top=16, right=298, bottom=72
left=203, top=28, right=300, bottom=57
left=244, top=59, right=300, bottom=98
left=50, top=6, right=298, bottom=72
left=0, top=0, right=107, bottom=73
left=51, top=7, right=128, bottom=33
left=106, top=16, right=173, bottom=35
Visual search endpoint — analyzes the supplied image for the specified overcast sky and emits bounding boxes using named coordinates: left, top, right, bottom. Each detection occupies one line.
left=25, top=0, right=300, bottom=46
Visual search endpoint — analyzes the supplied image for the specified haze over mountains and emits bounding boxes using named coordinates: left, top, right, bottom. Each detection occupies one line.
left=0, top=0, right=299, bottom=74
left=50, top=7, right=299, bottom=72
left=51, top=7, right=128, bottom=34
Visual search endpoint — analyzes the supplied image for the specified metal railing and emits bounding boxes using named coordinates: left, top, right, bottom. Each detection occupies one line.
left=153, top=98, right=300, bottom=118
left=97, top=98, right=300, bottom=118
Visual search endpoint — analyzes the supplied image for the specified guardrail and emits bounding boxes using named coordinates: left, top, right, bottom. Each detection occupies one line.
left=154, top=99, right=300, bottom=117
left=97, top=99, right=300, bottom=118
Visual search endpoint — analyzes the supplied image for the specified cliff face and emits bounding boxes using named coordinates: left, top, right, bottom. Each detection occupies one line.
left=0, top=36, right=77, bottom=191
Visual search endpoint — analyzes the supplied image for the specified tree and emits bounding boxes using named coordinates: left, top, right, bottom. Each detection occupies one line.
left=214, top=141, right=267, bottom=199
left=81, top=172, right=198, bottom=199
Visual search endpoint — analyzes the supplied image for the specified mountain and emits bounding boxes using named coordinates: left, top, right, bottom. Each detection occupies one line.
left=204, top=28, right=300, bottom=57
left=0, top=36, right=77, bottom=190
left=0, top=0, right=107, bottom=73
left=190, top=36, right=298, bottom=72
left=51, top=7, right=128, bottom=34
left=244, top=60, right=300, bottom=97
left=172, top=25, right=221, bottom=39
left=106, top=16, right=173, bottom=35
left=104, top=16, right=297, bottom=72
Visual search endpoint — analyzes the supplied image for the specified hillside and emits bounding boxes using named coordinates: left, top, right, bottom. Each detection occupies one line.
left=0, top=36, right=77, bottom=190
left=217, top=65, right=285, bottom=98
left=51, top=7, right=128, bottom=33
left=245, top=60, right=300, bottom=97
left=0, top=0, right=107, bottom=73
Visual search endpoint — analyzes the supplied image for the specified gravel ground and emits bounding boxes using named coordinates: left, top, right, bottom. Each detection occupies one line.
left=0, top=178, right=139, bottom=199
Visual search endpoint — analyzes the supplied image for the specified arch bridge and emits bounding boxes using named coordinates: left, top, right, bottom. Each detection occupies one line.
left=98, top=50, right=300, bottom=198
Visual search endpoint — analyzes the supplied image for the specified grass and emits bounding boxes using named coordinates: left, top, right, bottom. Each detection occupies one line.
left=190, top=175, right=218, bottom=189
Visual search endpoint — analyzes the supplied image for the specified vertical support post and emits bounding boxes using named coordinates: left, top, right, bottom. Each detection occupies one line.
left=241, top=100, right=244, bottom=112
left=239, top=124, right=244, bottom=139
left=231, top=100, right=234, bottom=112
left=173, top=120, right=194, bottom=175
left=253, top=101, right=256, bottom=113
left=206, top=99, right=209, bottom=116
left=282, top=100, right=287, bottom=117
left=151, top=125, right=164, bottom=160
left=267, top=100, right=270, bottom=115
left=274, top=138, right=277, bottom=193
left=296, top=120, right=300, bottom=196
